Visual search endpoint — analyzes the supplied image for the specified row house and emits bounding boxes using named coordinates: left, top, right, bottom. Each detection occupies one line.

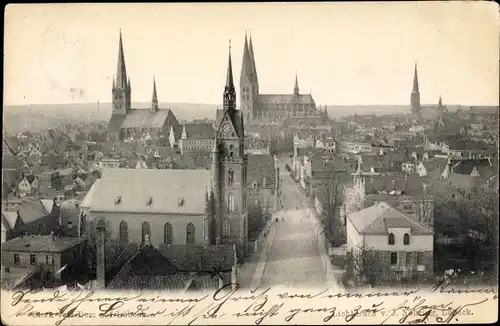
left=346, top=202, right=434, bottom=281
left=246, top=154, right=280, bottom=215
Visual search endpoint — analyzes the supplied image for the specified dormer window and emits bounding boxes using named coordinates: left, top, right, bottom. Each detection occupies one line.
left=147, top=197, right=153, bottom=206
left=177, top=197, right=184, bottom=207
left=115, top=196, right=122, bottom=205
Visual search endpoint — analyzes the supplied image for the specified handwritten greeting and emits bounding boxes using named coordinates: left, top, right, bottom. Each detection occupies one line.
left=3, top=281, right=497, bottom=325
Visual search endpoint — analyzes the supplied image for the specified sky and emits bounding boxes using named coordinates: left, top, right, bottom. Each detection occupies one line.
left=4, top=2, right=499, bottom=106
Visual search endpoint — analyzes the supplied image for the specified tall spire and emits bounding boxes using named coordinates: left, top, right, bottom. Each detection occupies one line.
left=151, top=76, right=158, bottom=111
left=294, top=72, right=299, bottom=95
left=438, top=95, right=443, bottom=107
left=116, top=29, right=128, bottom=89
left=240, top=31, right=252, bottom=85
left=248, top=30, right=258, bottom=86
left=224, top=39, right=236, bottom=112
left=412, top=62, right=419, bottom=94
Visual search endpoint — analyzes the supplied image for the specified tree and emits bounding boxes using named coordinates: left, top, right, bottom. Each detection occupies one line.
left=411, top=195, right=435, bottom=228
left=247, top=204, right=266, bottom=241
left=345, top=246, right=384, bottom=287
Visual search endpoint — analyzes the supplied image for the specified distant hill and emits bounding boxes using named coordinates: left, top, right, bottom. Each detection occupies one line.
left=3, top=102, right=219, bottom=135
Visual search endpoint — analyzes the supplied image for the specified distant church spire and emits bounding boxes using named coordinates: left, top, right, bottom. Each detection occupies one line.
left=438, top=95, right=443, bottom=107
left=116, top=30, right=128, bottom=89
left=240, top=31, right=252, bottom=85
left=248, top=30, right=258, bottom=86
left=294, top=72, right=299, bottom=96
left=151, top=76, right=158, bottom=112
left=224, top=40, right=236, bottom=113
left=412, top=62, right=419, bottom=94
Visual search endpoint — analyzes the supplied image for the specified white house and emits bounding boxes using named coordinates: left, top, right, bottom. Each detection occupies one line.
left=346, top=202, right=434, bottom=280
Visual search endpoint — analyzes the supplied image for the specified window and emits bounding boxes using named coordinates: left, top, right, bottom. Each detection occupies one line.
left=390, top=252, right=398, bottom=265
left=30, top=254, right=36, bottom=265
left=405, top=252, right=412, bottom=266
left=164, top=222, right=173, bottom=245
left=388, top=233, right=395, bottom=245
left=141, top=222, right=151, bottom=244
left=14, top=254, right=20, bottom=265
left=186, top=223, right=195, bottom=245
left=67, top=221, right=73, bottom=229
left=46, top=255, right=53, bottom=265
left=228, top=169, right=234, bottom=187
left=223, top=219, right=230, bottom=236
left=228, top=193, right=234, bottom=212
left=403, top=233, right=410, bottom=245
left=119, top=221, right=128, bottom=245
left=417, top=252, right=424, bottom=265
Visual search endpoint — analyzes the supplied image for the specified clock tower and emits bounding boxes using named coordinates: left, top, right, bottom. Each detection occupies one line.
left=212, top=40, right=248, bottom=258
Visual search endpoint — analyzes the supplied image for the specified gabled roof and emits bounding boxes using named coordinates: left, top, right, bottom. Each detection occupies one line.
left=2, top=235, right=86, bottom=253
left=89, top=168, right=211, bottom=214
left=2, top=211, right=19, bottom=230
left=158, top=244, right=236, bottom=272
left=364, top=173, right=425, bottom=196
left=17, top=200, right=52, bottom=224
left=348, top=202, right=433, bottom=236
left=258, top=93, right=315, bottom=104
left=120, top=109, right=173, bottom=129
left=183, top=123, right=215, bottom=140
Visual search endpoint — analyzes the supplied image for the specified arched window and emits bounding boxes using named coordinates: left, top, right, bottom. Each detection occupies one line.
left=403, top=233, right=410, bottom=245
left=388, top=233, right=395, bottom=245
left=228, top=193, right=234, bottom=212
left=141, top=221, right=151, bottom=244
left=164, top=222, right=172, bottom=245
left=119, top=221, right=128, bottom=245
left=229, top=145, right=234, bottom=158
left=228, top=169, right=234, bottom=187
left=186, top=223, right=195, bottom=245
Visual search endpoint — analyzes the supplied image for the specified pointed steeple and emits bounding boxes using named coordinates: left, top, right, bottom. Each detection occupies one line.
left=438, top=95, right=443, bottom=107
left=412, top=62, right=419, bottom=94
left=112, top=75, right=115, bottom=89
left=294, top=72, right=299, bottom=96
left=116, top=30, right=128, bottom=89
left=248, top=30, right=258, bottom=86
left=240, top=31, right=252, bottom=85
left=224, top=39, right=236, bottom=113
left=151, top=76, right=158, bottom=111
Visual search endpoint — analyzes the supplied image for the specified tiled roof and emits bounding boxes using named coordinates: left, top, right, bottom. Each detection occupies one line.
left=120, top=109, right=172, bottom=129
left=2, top=211, right=19, bottom=229
left=311, top=157, right=358, bottom=174
left=2, top=155, right=21, bottom=170
left=17, top=200, right=51, bottom=225
left=450, top=158, right=494, bottom=178
left=40, top=199, right=55, bottom=214
left=348, top=202, right=433, bottom=236
left=364, top=173, right=425, bottom=196
left=2, top=235, right=86, bottom=253
left=184, top=123, right=215, bottom=140
left=422, top=158, right=448, bottom=173
left=107, top=274, right=219, bottom=291
left=80, top=179, right=100, bottom=209
left=258, top=93, right=315, bottom=105
left=247, top=154, right=275, bottom=189
left=89, top=168, right=211, bottom=214
left=158, top=244, right=236, bottom=272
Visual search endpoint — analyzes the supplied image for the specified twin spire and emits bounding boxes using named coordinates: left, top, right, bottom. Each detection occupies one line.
left=240, top=31, right=258, bottom=86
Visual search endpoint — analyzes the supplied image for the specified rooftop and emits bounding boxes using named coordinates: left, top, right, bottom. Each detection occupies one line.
left=2, top=235, right=86, bottom=253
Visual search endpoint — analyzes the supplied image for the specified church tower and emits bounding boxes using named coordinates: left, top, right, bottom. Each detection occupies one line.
left=214, top=41, right=248, bottom=256
left=410, top=62, right=421, bottom=120
left=240, top=32, right=258, bottom=126
left=151, top=76, right=159, bottom=112
left=112, top=30, right=131, bottom=115
left=294, top=73, right=300, bottom=96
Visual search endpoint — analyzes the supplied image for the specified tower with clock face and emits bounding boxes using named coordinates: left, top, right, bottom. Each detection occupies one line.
left=211, top=41, right=248, bottom=256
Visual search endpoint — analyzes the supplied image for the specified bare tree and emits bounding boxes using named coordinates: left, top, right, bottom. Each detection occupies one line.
left=345, top=245, right=384, bottom=286
left=412, top=195, right=434, bottom=228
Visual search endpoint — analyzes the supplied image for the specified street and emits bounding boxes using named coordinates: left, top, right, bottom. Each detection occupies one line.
left=258, top=157, right=328, bottom=288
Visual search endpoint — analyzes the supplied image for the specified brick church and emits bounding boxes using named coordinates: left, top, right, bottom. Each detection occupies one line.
left=84, top=41, right=253, bottom=264
left=217, top=33, right=327, bottom=127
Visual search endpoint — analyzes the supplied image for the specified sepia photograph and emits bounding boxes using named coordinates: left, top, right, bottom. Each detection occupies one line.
left=1, top=2, right=499, bottom=325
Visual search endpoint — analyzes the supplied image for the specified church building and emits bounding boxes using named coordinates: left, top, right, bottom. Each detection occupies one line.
left=217, top=33, right=326, bottom=127
left=84, top=41, right=249, bottom=260
left=107, top=31, right=182, bottom=143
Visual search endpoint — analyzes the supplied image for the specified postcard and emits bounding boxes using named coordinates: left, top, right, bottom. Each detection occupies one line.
left=2, top=2, right=498, bottom=325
